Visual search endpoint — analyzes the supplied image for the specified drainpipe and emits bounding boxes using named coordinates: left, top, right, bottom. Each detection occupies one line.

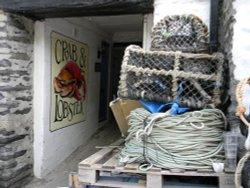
left=209, top=0, right=219, bottom=53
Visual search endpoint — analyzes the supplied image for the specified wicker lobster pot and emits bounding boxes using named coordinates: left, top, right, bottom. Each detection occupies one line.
left=151, top=14, right=209, bottom=53
left=118, top=45, right=224, bottom=109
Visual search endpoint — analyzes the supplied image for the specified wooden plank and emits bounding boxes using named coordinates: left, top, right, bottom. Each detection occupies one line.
left=197, top=169, right=214, bottom=173
left=79, top=139, right=124, bottom=167
left=68, top=172, right=83, bottom=188
left=78, top=169, right=98, bottom=184
left=160, top=170, right=219, bottom=177
left=170, top=168, right=186, bottom=173
left=77, top=139, right=234, bottom=188
left=218, top=173, right=235, bottom=188
left=79, top=147, right=113, bottom=167
left=102, top=153, right=119, bottom=169
left=93, top=180, right=145, bottom=188
left=124, top=163, right=140, bottom=170
left=148, top=167, right=161, bottom=172
left=0, top=0, right=153, bottom=19
left=163, top=185, right=217, bottom=188
left=147, top=173, right=162, bottom=188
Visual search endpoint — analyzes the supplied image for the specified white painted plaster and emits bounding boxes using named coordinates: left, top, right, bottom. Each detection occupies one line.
left=142, top=1, right=210, bottom=50
left=153, top=0, right=210, bottom=28
left=143, top=14, right=154, bottom=50
left=34, top=21, right=46, bottom=178
left=113, top=31, right=143, bottom=43
left=232, top=0, right=250, bottom=80
left=34, top=18, right=111, bottom=178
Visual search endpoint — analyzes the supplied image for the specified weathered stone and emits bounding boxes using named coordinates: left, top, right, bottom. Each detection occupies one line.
left=0, top=146, right=13, bottom=152
left=0, top=84, right=31, bottom=91
left=0, top=130, right=15, bottom=136
left=0, top=14, right=7, bottom=22
left=0, top=168, right=32, bottom=188
left=0, top=76, right=10, bottom=82
left=0, top=164, right=31, bottom=181
left=0, top=31, right=7, bottom=37
left=13, top=107, right=31, bottom=114
left=0, top=11, right=33, bottom=187
left=0, top=59, right=11, bottom=67
left=0, top=109, right=9, bottom=116
left=0, top=159, right=17, bottom=170
left=218, top=0, right=236, bottom=126
left=0, top=36, right=31, bottom=43
left=0, top=69, right=29, bottom=76
left=15, top=96, right=32, bottom=101
left=0, top=149, right=27, bottom=161
left=0, top=42, right=11, bottom=48
left=22, top=76, right=30, bottom=81
left=10, top=52, right=30, bottom=60
left=0, top=93, right=4, bottom=100
left=0, top=102, right=19, bottom=108
left=0, top=134, right=26, bottom=145
left=7, top=15, right=26, bottom=30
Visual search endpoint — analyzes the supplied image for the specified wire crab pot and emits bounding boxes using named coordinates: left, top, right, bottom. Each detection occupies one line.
left=151, top=14, right=209, bottom=53
left=118, top=45, right=224, bottom=109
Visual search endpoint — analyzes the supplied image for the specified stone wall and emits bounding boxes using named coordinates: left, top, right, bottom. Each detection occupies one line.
left=218, top=0, right=237, bottom=129
left=232, top=0, right=250, bottom=80
left=0, top=12, right=34, bottom=188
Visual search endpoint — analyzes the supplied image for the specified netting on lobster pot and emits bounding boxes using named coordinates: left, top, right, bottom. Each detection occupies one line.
left=118, top=45, right=224, bottom=109
left=151, top=14, right=208, bottom=53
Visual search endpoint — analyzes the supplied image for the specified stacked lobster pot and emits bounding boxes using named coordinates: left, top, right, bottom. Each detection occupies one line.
left=117, top=15, right=228, bottom=172
left=118, top=15, right=224, bottom=108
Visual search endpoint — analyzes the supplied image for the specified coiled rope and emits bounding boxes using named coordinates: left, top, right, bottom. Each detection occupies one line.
left=235, top=151, right=250, bottom=188
left=235, top=76, right=250, bottom=188
left=119, top=108, right=226, bottom=171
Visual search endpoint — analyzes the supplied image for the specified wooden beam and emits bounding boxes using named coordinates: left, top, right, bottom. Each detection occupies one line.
left=0, top=0, right=154, bottom=20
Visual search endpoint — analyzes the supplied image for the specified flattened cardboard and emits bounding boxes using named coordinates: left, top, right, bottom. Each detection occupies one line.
left=110, top=99, right=142, bottom=137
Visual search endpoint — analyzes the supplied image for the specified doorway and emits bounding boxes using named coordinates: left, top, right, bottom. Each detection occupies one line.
left=99, top=41, right=110, bottom=122
left=110, top=42, right=142, bottom=100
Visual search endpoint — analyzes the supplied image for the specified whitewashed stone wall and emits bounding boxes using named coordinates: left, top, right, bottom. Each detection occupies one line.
left=218, top=0, right=250, bottom=129
left=0, top=12, right=34, bottom=188
left=153, top=0, right=210, bottom=27
left=232, top=0, right=250, bottom=80
left=218, top=0, right=236, bottom=123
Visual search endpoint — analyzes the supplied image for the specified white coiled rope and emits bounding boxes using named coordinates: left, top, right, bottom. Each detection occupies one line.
left=119, top=108, right=226, bottom=171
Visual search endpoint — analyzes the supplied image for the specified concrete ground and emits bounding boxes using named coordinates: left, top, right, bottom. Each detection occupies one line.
left=24, top=121, right=121, bottom=188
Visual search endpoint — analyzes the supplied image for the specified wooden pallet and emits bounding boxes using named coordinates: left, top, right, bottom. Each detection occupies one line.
left=78, top=139, right=235, bottom=188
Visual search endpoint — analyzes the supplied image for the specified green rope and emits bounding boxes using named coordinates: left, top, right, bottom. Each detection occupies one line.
left=119, top=108, right=226, bottom=171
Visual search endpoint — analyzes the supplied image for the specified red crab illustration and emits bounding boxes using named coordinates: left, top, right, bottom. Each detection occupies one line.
left=54, top=60, right=86, bottom=100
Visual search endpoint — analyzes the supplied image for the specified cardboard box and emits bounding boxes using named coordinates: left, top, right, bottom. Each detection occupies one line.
left=110, top=98, right=142, bottom=137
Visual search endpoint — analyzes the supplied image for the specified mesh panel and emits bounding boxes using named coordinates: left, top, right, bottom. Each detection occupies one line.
left=143, top=53, right=175, bottom=70
left=127, top=51, right=175, bottom=70
left=180, top=58, right=218, bottom=75
left=178, top=79, right=216, bottom=107
left=126, top=71, right=173, bottom=102
left=118, top=45, right=224, bottom=108
left=151, top=15, right=208, bottom=53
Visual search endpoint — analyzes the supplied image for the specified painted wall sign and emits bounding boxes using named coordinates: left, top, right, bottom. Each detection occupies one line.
left=50, top=31, right=88, bottom=131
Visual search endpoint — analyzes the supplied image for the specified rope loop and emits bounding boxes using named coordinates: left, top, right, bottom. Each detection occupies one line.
left=139, top=163, right=153, bottom=171
left=190, top=122, right=205, bottom=129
